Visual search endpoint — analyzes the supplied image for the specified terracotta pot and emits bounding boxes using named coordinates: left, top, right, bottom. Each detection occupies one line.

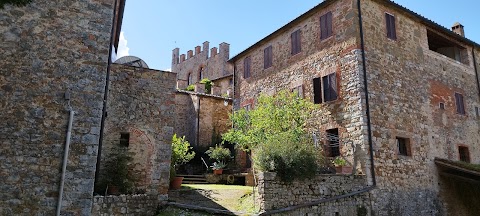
left=335, top=166, right=353, bottom=174
left=213, top=169, right=223, bottom=175
left=170, top=176, right=184, bottom=189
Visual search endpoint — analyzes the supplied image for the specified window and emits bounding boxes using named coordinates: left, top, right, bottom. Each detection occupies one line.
left=326, top=128, right=340, bottom=157
left=291, top=29, right=301, bottom=55
left=243, top=57, right=251, bottom=78
left=455, top=93, right=465, bottom=115
left=313, top=73, right=338, bottom=104
left=264, top=45, right=273, bottom=69
left=243, top=104, right=252, bottom=111
left=187, top=73, right=193, bottom=85
left=385, top=13, right=396, bottom=40
left=120, top=132, right=130, bottom=147
left=458, top=146, right=470, bottom=162
left=292, top=85, right=304, bottom=98
left=198, top=66, right=205, bottom=81
left=320, top=11, right=333, bottom=40
left=439, top=102, right=445, bottom=110
left=396, top=137, right=411, bottom=156
left=427, top=30, right=469, bottom=64
left=475, top=107, right=479, bottom=117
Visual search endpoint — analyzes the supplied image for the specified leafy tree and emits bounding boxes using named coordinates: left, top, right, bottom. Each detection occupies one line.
left=171, top=134, right=195, bottom=178
left=223, top=90, right=321, bottom=182
left=0, top=0, right=32, bottom=8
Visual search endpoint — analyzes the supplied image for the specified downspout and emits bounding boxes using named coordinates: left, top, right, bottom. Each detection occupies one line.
left=94, top=0, right=119, bottom=186
left=472, top=48, right=480, bottom=101
left=357, top=0, right=377, bottom=186
left=56, top=105, right=75, bottom=216
left=259, top=1, right=376, bottom=215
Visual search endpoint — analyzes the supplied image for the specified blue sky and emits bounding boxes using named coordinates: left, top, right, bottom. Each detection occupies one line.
left=118, top=1, right=480, bottom=71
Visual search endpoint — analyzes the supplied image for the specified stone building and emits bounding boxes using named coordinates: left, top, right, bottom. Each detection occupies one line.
left=229, top=0, right=480, bottom=215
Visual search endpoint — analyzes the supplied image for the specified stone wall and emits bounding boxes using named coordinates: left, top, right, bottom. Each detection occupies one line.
left=174, top=91, right=232, bottom=148
left=257, top=172, right=371, bottom=215
left=0, top=1, right=115, bottom=215
left=172, top=42, right=233, bottom=89
left=231, top=0, right=370, bottom=177
left=92, top=194, right=159, bottom=216
left=99, top=64, right=175, bottom=197
left=361, top=0, right=480, bottom=215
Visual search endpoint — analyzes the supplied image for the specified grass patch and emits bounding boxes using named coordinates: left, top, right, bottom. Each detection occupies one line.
left=157, top=206, right=211, bottom=216
left=182, top=184, right=252, bottom=190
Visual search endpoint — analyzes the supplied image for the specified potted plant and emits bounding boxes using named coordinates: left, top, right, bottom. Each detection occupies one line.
left=170, top=134, right=195, bottom=189
left=102, top=146, right=136, bottom=195
left=332, top=157, right=352, bottom=174
left=205, top=145, right=231, bottom=175
left=211, top=161, right=227, bottom=175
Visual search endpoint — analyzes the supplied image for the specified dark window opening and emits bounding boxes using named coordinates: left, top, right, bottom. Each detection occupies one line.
left=320, top=11, right=333, bottom=40
left=427, top=30, right=469, bottom=64
left=198, top=67, right=205, bottom=81
left=229, top=78, right=233, bottom=86
left=458, top=146, right=470, bottom=163
left=385, top=13, right=396, bottom=40
left=120, top=132, right=130, bottom=147
left=291, top=29, right=301, bottom=55
left=396, top=137, right=411, bottom=156
left=313, top=77, right=322, bottom=104
left=326, top=128, right=340, bottom=157
left=439, top=102, right=445, bottom=110
left=246, top=151, right=252, bottom=168
left=243, top=57, right=251, bottom=78
left=455, top=93, right=465, bottom=115
left=292, top=85, right=304, bottom=98
left=264, top=45, right=273, bottom=69
left=187, top=73, right=193, bottom=85
left=244, top=104, right=251, bottom=111
left=475, top=107, right=479, bottom=117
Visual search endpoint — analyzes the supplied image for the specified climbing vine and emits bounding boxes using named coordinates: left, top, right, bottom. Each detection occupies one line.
left=0, top=0, right=32, bottom=8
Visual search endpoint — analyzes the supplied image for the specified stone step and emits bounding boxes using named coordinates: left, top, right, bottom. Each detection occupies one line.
left=182, top=181, right=209, bottom=184
left=177, top=174, right=205, bottom=178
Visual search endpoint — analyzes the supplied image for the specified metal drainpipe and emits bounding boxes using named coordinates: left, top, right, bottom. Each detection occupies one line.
left=258, top=1, right=377, bottom=215
left=56, top=107, right=75, bottom=216
left=472, top=48, right=480, bottom=101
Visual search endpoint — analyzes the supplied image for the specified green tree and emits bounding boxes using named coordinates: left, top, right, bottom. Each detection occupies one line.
left=171, top=134, right=195, bottom=178
left=223, top=90, right=321, bottom=182
left=1, top=0, right=32, bottom=8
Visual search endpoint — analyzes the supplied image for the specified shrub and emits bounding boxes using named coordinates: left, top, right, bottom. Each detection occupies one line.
left=205, top=144, right=231, bottom=163
left=97, top=146, right=138, bottom=194
left=0, top=0, right=32, bottom=8
left=185, top=84, right=195, bottom=91
left=171, top=134, right=195, bottom=178
left=200, top=78, right=212, bottom=94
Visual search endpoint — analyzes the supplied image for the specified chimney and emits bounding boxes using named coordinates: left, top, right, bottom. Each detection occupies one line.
left=452, top=22, right=465, bottom=37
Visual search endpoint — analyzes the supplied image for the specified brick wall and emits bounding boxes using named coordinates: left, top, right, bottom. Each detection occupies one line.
left=0, top=1, right=115, bottom=215
left=99, top=64, right=175, bottom=198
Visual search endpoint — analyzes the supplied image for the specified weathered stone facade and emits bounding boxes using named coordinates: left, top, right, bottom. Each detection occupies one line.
left=99, top=63, right=175, bottom=198
left=172, top=42, right=233, bottom=90
left=257, top=172, right=370, bottom=215
left=230, top=0, right=480, bottom=215
left=0, top=0, right=117, bottom=215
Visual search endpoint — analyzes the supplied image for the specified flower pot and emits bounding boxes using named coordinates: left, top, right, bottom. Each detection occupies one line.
left=335, top=166, right=352, bottom=174
left=213, top=169, right=223, bottom=175
left=170, top=176, right=184, bottom=189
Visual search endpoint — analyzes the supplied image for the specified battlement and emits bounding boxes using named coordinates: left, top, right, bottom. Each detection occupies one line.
left=172, top=42, right=230, bottom=66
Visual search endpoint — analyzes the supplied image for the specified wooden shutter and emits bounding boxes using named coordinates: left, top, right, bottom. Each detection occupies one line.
left=264, top=46, right=272, bottom=69
left=455, top=93, right=465, bottom=114
left=244, top=57, right=251, bottom=78
left=320, top=14, right=327, bottom=39
left=313, top=78, right=322, bottom=104
left=291, top=30, right=301, bottom=55
left=327, top=12, right=332, bottom=37
left=291, top=32, right=296, bottom=55
left=386, top=13, right=396, bottom=40
left=329, top=73, right=337, bottom=100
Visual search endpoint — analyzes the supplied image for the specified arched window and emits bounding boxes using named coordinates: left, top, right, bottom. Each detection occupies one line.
left=198, top=66, right=205, bottom=81
left=187, top=73, right=193, bottom=85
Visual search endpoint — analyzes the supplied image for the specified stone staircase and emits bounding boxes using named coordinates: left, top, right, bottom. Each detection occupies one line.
left=177, top=174, right=208, bottom=184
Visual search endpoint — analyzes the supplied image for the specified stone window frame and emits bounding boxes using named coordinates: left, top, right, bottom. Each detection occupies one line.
left=457, top=145, right=470, bottom=163
left=395, top=136, right=412, bottom=157
left=439, top=102, right=445, bottom=110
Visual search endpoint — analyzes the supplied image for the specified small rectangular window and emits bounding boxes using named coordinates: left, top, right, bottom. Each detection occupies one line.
left=439, top=102, right=445, bottom=110
left=323, top=73, right=338, bottom=102
left=458, top=146, right=470, bottom=162
left=326, top=128, right=340, bottom=157
left=120, top=132, right=130, bottom=147
left=396, top=137, right=411, bottom=156
left=264, top=46, right=273, bottom=69
left=243, top=104, right=252, bottom=111
left=385, top=13, right=396, bottom=40
left=292, top=85, right=304, bottom=98
left=313, top=77, right=322, bottom=104
left=320, top=11, right=333, bottom=40
left=243, top=57, right=251, bottom=78
left=475, top=107, right=479, bottom=117
left=291, top=30, right=301, bottom=55
left=455, top=93, right=465, bottom=115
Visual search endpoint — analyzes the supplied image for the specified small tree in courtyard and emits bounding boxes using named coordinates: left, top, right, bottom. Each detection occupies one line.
left=223, top=90, right=321, bottom=182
